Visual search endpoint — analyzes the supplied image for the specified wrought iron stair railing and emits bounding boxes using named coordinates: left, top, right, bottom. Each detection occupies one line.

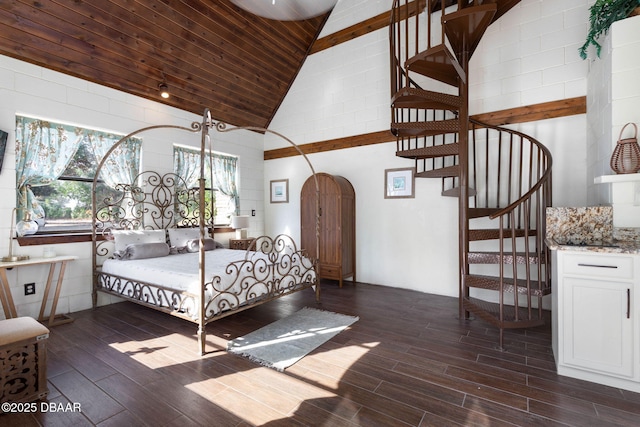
left=390, top=0, right=551, bottom=348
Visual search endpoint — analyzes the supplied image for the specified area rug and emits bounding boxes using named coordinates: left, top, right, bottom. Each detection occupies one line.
left=227, top=307, right=359, bottom=371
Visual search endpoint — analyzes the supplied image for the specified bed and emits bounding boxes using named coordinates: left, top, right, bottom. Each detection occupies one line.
left=91, top=111, right=320, bottom=355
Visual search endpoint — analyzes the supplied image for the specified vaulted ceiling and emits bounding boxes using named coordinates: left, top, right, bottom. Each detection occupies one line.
left=0, top=0, right=330, bottom=129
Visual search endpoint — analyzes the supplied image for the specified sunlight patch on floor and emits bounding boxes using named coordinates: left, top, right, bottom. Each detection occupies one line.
left=185, top=370, right=336, bottom=425
left=464, top=394, right=494, bottom=425
left=108, top=337, right=197, bottom=368
left=309, top=341, right=379, bottom=365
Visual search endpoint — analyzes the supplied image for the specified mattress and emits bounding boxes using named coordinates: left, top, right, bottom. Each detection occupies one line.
left=101, top=248, right=249, bottom=294
left=99, top=248, right=316, bottom=319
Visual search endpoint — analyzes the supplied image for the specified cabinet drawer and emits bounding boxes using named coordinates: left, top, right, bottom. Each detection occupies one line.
left=319, top=264, right=341, bottom=279
left=562, top=253, right=634, bottom=280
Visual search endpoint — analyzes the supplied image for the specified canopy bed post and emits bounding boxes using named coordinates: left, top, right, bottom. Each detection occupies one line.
left=214, top=124, right=322, bottom=303
left=197, top=109, right=213, bottom=355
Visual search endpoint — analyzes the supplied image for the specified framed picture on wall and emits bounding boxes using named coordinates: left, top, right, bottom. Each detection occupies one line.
left=384, top=167, right=415, bottom=198
left=270, top=179, right=289, bottom=203
left=0, top=129, right=7, bottom=173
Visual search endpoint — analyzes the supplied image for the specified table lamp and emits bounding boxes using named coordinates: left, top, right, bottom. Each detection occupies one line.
left=2, top=208, right=30, bottom=262
left=230, top=215, right=250, bottom=239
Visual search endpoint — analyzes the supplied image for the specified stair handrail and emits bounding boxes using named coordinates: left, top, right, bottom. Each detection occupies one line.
left=390, top=0, right=451, bottom=98
left=469, top=117, right=553, bottom=220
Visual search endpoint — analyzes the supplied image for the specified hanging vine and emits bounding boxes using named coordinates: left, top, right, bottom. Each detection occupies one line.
left=579, top=0, right=640, bottom=59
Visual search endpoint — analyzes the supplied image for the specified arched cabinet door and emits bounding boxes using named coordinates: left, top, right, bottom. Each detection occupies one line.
left=301, top=173, right=355, bottom=287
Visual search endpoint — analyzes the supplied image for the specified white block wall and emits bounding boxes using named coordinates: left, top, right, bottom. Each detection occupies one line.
left=469, top=0, right=589, bottom=114
left=588, top=14, right=640, bottom=207
left=0, top=55, right=265, bottom=319
left=264, top=0, right=591, bottom=296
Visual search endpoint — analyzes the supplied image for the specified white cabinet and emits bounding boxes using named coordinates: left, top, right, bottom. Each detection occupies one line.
left=553, top=250, right=640, bottom=392
left=563, top=276, right=633, bottom=376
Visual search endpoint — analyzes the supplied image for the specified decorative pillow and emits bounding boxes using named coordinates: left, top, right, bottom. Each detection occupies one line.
left=115, top=242, right=170, bottom=260
left=112, top=229, right=166, bottom=252
left=169, top=245, right=189, bottom=255
left=168, top=227, right=209, bottom=248
left=185, top=238, right=223, bottom=253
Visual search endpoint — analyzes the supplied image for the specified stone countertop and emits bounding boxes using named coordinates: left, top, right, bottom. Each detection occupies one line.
left=546, top=206, right=640, bottom=254
left=546, top=206, right=613, bottom=242
left=545, top=237, right=640, bottom=254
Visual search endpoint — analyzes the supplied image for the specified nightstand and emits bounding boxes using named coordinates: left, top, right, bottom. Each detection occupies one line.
left=229, top=238, right=254, bottom=250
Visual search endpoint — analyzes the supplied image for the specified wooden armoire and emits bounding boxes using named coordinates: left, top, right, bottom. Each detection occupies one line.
left=301, top=173, right=355, bottom=287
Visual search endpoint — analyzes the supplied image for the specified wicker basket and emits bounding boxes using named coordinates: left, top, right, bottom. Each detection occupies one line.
left=610, top=123, right=640, bottom=174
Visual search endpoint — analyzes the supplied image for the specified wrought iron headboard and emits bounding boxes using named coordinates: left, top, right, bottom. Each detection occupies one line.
left=94, top=171, right=213, bottom=230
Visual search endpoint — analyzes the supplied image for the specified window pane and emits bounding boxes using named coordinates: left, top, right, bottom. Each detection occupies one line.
left=61, top=137, right=99, bottom=179
left=173, top=145, right=238, bottom=226
left=30, top=181, right=122, bottom=230
left=214, top=192, right=234, bottom=225
left=16, top=116, right=142, bottom=234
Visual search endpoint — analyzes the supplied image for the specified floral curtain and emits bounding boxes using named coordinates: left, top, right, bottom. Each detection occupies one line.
left=173, top=145, right=209, bottom=189
left=88, top=133, right=142, bottom=188
left=173, top=145, right=239, bottom=215
left=211, top=154, right=239, bottom=215
left=15, top=115, right=141, bottom=223
left=15, top=116, right=82, bottom=222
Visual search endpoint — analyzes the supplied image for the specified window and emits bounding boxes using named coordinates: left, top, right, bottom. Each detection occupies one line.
left=15, top=116, right=141, bottom=234
left=173, top=145, right=239, bottom=226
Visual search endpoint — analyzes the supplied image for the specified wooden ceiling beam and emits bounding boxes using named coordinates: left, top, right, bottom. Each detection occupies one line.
left=264, top=97, right=587, bottom=160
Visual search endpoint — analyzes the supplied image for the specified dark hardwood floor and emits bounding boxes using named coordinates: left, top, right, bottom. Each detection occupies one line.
left=4, top=281, right=640, bottom=426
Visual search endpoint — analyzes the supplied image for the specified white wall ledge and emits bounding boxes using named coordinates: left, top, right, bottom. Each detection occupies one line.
left=595, top=173, right=640, bottom=184
left=594, top=174, right=640, bottom=228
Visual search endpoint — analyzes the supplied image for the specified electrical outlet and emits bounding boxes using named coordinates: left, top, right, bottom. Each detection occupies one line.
left=251, top=209, right=256, bottom=216
left=24, top=282, right=36, bottom=296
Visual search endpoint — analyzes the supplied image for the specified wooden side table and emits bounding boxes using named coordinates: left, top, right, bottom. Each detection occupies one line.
left=0, top=255, right=78, bottom=326
left=229, top=238, right=254, bottom=250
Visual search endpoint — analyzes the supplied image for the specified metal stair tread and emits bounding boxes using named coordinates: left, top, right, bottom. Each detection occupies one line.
left=396, top=142, right=459, bottom=159
left=469, top=228, right=538, bottom=241
left=465, top=274, right=550, bottom=297
left=442, top=3, right=497, bottom=62
left=406, top=44, right=466, bottom=87
left=391, top=118, right=460, bottom=137
left=417, top=165, right=460, bottom=178
left=467, top=251, right=546, bottom=265
left=392, top=87, right=462, bottom=110
left=442, top=187, right=477, bottom=198
left=469, top=208, right=501, bottom=219
left=462, top=297, right=546, bottom=329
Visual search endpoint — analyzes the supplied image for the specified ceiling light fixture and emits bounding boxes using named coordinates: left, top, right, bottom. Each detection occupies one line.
left=158, top=83, right=170, bottom=99
left=230, top=0, right=338, bottom=21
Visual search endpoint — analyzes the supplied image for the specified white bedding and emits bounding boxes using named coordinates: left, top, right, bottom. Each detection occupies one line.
left=99, top=247, right=316, bottom=319
left=101, top=248, right=249, bottom=294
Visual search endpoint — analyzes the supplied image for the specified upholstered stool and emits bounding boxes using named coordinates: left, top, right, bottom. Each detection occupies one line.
left=0, top=317, right=50, bottom=403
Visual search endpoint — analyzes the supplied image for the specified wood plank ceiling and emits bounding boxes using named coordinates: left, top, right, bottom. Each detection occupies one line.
left=0, top=0, right=330, bottom=129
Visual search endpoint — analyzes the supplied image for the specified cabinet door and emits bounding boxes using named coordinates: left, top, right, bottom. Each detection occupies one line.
left=563, top=276, right=633, bottom=378
left=319, top=178, right=340, bottom=265
left=300, top=178, right=319, bottom=259
left=301, top=175, right=340, bottom=267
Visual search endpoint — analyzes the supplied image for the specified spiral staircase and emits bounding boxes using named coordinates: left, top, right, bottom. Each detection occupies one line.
left=390, top=0, right=553, bottom=349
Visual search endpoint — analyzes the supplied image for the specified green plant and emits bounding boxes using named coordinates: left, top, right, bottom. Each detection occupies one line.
left=579, top=0, right=640, bottom=59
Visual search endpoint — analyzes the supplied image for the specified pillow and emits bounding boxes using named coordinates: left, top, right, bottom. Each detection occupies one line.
left=115, top=242, right=170, bottom=260
left=185, top=238, right=222, bottom=253
left=112, top=229, right=166, bottom=252
left=168, top=227, right=209, bottom=248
